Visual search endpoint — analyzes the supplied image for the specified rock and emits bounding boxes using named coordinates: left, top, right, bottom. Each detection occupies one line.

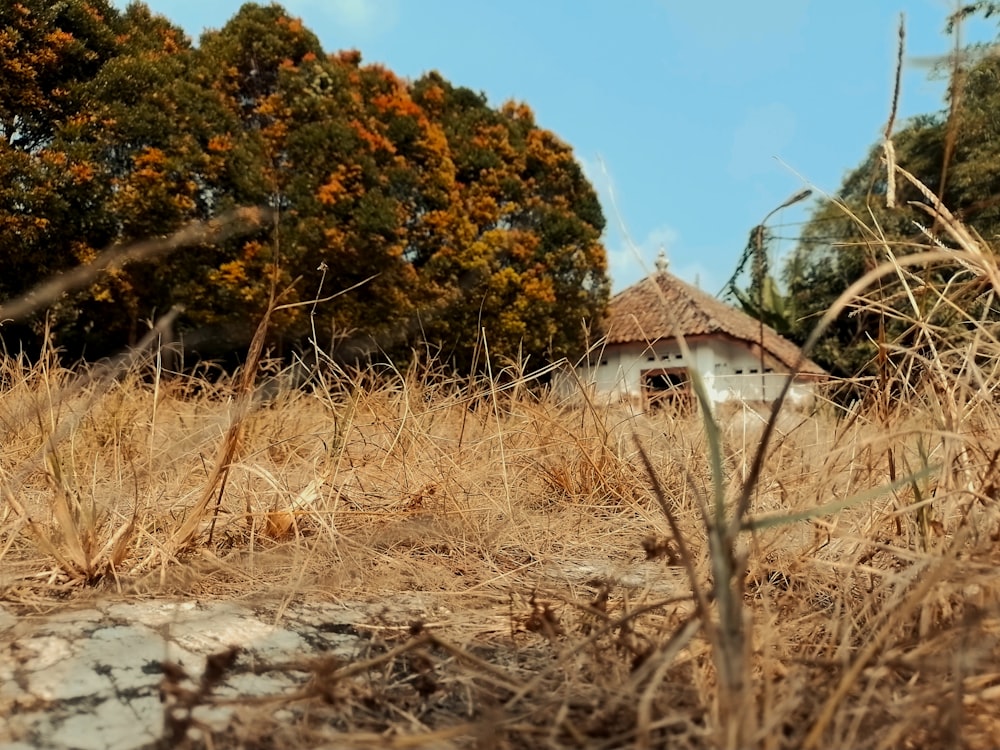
left=0, top=598, right=381, bottom=749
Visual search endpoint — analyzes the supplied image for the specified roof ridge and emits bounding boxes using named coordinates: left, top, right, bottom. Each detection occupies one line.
left=659, top=271, right=788, bottom=341
left=602, top=270, right=826, bottom=376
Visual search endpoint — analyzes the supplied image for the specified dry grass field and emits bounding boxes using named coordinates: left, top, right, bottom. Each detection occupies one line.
left=2, top=336, right=999, bottom=748
left=3, top=186, right=1000, bottom=749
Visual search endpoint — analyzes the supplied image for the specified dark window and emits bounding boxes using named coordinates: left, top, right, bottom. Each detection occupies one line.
left=642, top=368, right=693, bottom=413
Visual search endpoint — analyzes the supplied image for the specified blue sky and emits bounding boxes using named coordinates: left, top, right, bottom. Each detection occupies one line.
left=114, top=1, right=997, bottom=294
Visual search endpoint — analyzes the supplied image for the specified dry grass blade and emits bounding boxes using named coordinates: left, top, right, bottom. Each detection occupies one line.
left=0, top=306, right=184, bottom=581
left=634, top=353, right=749, bottom=745
left=635, top=441, right=708, bottom=613
left=882, top=14, right=905, bottom=209
left=802, top=527, right=970, bottom=749
left=634, top=614, right=702, bottom=750
left=0, top=207, right=271, bottom=324
left=742, top=464, right=937, bottom=532
left=161, top=263, right=278, bottom=557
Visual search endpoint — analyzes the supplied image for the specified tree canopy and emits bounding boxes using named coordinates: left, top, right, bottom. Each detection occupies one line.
left=0, top=1, right=609, bottom=371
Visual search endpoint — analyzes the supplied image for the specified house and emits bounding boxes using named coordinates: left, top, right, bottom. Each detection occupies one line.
left=575, top=252, right=827, bottom=410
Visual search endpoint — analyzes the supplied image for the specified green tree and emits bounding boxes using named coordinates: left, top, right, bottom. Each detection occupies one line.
left=723, top=228, right=800, bottom=339
left=45, top=3, right=276, bottom=356
left=0, top=0, right=121, bottom=152
left=782, top=57, right=1000, bottom=377
left=780, top=2, right=1000, bottom=380
left=193, top=6, right=448, bottom=357
left=188, top=7, right=609, bottom=371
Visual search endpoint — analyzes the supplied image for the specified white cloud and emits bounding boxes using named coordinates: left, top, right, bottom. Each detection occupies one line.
left=670, top=258, right=721, bottom=295
left=602, top=224, right=723, bottom=297
left=286, top=0, right=399, bottom=37
left=606, top=225, right=678, bottom=291
left=579, top=154, right=696, bottom=292
left=663, top=1, right=807, bottom=51
left=327, top=0, right=378, bottom=30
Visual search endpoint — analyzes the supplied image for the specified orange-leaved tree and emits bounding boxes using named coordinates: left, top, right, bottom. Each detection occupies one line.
left=0, top=1, right=610, bottom=373
left=0, top=0, right=124, bottom=351
left=411, top=73, right=609, bottom=371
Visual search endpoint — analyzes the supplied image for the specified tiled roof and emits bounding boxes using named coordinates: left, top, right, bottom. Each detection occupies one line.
left=602, top=271, right=826, bottom=376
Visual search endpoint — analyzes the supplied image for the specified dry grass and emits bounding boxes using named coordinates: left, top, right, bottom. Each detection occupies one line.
left=1, top=332, right=999, bottom=748
left=3, top=167, right=1000, bottom=747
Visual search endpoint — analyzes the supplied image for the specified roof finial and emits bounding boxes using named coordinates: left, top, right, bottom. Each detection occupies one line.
left=655, top=246, right=669, bottom=273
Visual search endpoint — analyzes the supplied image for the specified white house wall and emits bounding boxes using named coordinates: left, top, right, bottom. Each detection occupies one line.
left=571, top=337, right=817, bottom=408
left=706, top=338, right=769, bottom=376
left=575, top=339, right=703, bottom=404
left=703, top=338, right=815, bottom=405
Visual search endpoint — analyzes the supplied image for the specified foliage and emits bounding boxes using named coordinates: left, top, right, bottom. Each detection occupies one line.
left=0, top=0, right=122, bottom=152
left=723, top=229, right=799, bottom=339
left=0, top=1, right=609, bottom=370
left=0, top=1, right=125, bottom=350
left=783, top=43, right=1000, bottom=377
left=411, top=73, right=609, bottom=370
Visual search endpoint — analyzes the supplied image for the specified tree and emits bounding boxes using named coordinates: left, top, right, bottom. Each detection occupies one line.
left=723, top=228, right=800, bottom=339
left=187, top=10, right=609, bottom=371
left=0, top=2, right=610, bottom=373
left=782, top=47, right=1000, bottom=378
left=276, top=54, right=458, bottom=357
left=411, top=74, right=609, bottom=371
left=45, top=3, right=280, bottom=357
left=0, top=0, right=122, bottom=153
left=0, top=0, right=127, bottom=353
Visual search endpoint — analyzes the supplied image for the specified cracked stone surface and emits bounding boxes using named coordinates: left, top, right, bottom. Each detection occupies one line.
left=0, top=597, right=440, bottom=750
left=0, top=560, right=686, bottom=749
